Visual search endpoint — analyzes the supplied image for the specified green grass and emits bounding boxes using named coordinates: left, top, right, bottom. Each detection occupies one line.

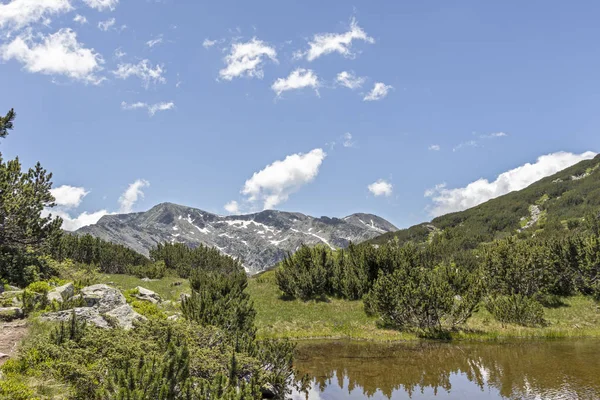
left=248, top=270, right=412, bottom=341
left=248, top=270, right=600, bottom=342
left=94, top=271, right=600, bottom=342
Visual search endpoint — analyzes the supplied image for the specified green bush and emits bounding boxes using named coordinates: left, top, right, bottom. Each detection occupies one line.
left=0, top=376, right=37, bottom=400
left=127, top=260, right=168, bottom=279
left=485, top=294, right=546, bottom=327
left=367, top=265, right=481, bottom=333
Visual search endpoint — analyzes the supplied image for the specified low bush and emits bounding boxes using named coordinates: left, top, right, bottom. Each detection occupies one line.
left=485, top=294, right=546, bottom=327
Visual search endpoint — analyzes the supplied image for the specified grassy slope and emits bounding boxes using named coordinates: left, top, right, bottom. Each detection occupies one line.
left=92, top=271, right=600, bottom=342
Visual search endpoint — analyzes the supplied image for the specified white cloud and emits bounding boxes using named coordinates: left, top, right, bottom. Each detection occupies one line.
left=429, top=144, right=441, bottom=151
left=364, top=82, right=392, bottom=101
left=114, top=47, right=126, bottom=59
left=50, top=209, right=109, bottom=231
left=368, top=179, right=393, bottom=197
left=118, top=179, right=149, bottom=213
left=271, top=68, right=319, bottom=97
left=481, top=132, right=508, bottom=138
left=146, top=35, right=163, bottom=48
left=51, top=185, right=89, bottom=208
left=98, top=17, right=115, bottom=31
left=297, top=17, right=374, bottom=61
left=452, top=140, right=477, bottom=152
left=112, top=59, right=166, bottom=88
left=224, top=200, right=240, bottom=214
left=0, top=0, right=72, bottom=30
left=336, top=70, right=365, bottom=89
left=342, top=132, right=355, bottom=148
left=83, top=0, right=118, bottom=11
left=0, top=28, right=104, bottom=84
left=121, top=101, right=174, bottom=116
left=241, top=148, right=326, bottom=209
left=202, top=38, right=217, bottom=49
left=44, top=178, right=149, bottom=231
left=425, top=151, right=597, bottom=217
left=73, top=14, right=88, bottom=25
left=453, top=132, right=507, bottom=152
left=219, top=37, right=277, bottom=81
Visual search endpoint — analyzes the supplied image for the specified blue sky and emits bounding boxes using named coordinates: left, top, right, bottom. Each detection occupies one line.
left=1, top=0, right=599, bottom=230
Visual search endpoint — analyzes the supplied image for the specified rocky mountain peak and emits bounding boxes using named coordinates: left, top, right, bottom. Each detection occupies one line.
left=76, top=202, right=398, bottom=274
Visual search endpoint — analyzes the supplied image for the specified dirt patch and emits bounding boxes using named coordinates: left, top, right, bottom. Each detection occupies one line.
left=0, top=320, right=28, bottom=366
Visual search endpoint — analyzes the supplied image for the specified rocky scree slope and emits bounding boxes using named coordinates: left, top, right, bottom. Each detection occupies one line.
left=76, top=203, right=397, bottom=274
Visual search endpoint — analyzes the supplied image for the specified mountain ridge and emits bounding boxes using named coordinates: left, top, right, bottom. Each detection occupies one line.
left=76, top=202, right=398, bottom=273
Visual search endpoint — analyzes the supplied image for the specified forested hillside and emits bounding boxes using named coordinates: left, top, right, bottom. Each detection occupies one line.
left=370, top=154, right=600, bottom=249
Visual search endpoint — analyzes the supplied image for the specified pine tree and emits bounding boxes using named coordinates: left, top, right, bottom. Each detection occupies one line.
left=0, top=109, right=63, bottom=285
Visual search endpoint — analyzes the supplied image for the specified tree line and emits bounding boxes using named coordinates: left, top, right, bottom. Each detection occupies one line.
left=276, top=215, right=600, bottom=333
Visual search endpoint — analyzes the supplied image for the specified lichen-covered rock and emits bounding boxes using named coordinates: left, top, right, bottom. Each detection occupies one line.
left=47, top=282, right=75, bottom=303
left=134, top=286, right=161, bottom=304
left=81, top=284, right=126, bottom=312
left=166, top=313, right=181, bottom=321
left=40, top=307, right=110, bottom=329
left=1, top=291, right=23, bottom=308
left=104, top=304, right=146, bottom=330
left=0, top=307, right=24, bottom=321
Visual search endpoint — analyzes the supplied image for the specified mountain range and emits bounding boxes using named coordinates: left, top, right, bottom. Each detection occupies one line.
left=76, top=203, right=397, bottom=273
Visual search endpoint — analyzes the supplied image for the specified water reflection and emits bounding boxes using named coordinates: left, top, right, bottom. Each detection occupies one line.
left=291, top=340, right=600, bottom=399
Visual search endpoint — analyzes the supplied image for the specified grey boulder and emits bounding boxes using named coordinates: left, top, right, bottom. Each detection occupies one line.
left=105, top=304, right=147, bottom=330
left=40, top=307, right=110, bottom=329
left=135, top=286, right=161, bottom=304
left=81, top=284, right=126, bottom=312
left=47, top=282, right=75, bottom=303
left=0, top=307, right=23, bottom=321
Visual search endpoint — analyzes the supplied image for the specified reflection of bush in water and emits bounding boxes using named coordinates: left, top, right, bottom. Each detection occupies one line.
left=294, top=341, right=600, bottom=399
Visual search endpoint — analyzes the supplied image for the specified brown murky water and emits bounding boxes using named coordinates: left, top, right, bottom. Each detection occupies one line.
left=290, top=340, right=600, bottom=399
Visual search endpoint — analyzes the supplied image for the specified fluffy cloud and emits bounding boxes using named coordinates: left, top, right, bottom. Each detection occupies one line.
left=368, top=179, right=393, bottom=197
left=44, top=179, right=149, bottom=231
left=241, top=148, right=326, bottom=209
left=219, top=38, right=277, bottom=81
left=0, top=0, right=72, bottom=30
left=146, top=35, right=164, bottom=48
left=425, top=151, right=597, bottom=217
left=118, top=179, right=149, bottom=213
left=51, top=185, right=89, bottom=208
left=224, top=200, right=240, bottom=214
left=0, top=28, right=104, bottom=84
left=343, top=132, right=355, bottom=148
left=98, top=17, right=115, bottom=31
left=121, top=101, right=175, bottom=116
left=364, top=82, right=392, bottom=101
left=112, top=59, right=166, bottom=88
left=83, top=0, right=118, bottom=11
left=271, top=68, right=319, bottom=97
left=336, top=70, right=365, bottom=89
left=429, top=144, right=441, bottom=151
left=51, top=209, right=109, bottom=231
left=297, top=17, right=374, bottom=61
left=73, top=14, right=88, bottom=24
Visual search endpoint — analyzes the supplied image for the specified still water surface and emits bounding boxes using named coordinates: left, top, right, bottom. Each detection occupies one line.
left=290, top=340, right=600, bottom=399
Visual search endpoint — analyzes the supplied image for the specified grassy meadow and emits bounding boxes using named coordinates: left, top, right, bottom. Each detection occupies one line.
left=94, top=270, right=600, bottom=342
